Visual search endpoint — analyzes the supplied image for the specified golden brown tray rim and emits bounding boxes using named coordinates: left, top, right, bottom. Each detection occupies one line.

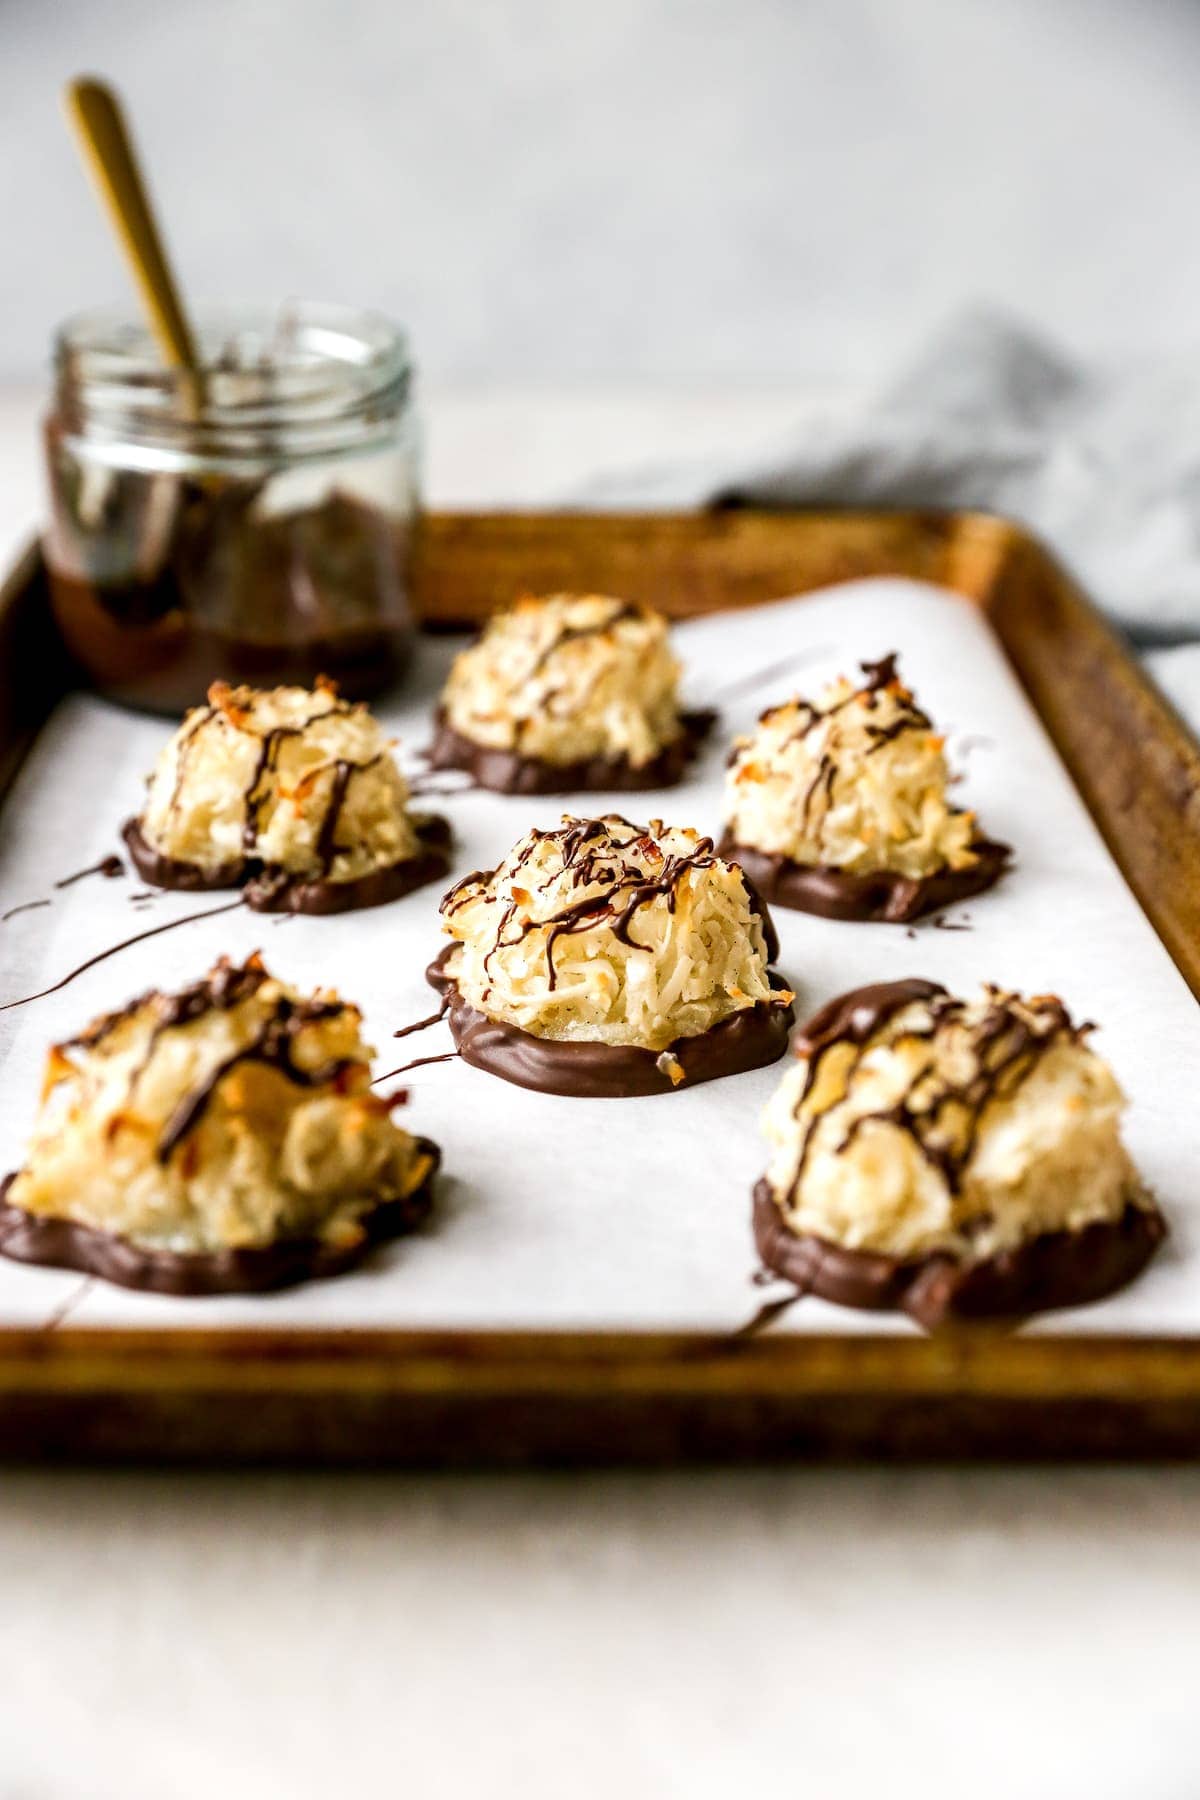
left=1, top=507, right=1197, bottom=1463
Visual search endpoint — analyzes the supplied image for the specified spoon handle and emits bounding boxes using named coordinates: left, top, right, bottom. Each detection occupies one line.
left=64, top=76, right=200, bottom=380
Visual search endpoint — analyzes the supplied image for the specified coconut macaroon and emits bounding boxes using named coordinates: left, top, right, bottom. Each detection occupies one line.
left=0, top=956, right=440, bottom=1294
left=753, top=977, right=1164, bottom=1328
left=720, top=654, right=1008, bottom=922
left=123, top=678, right=451, bottom=914
left=428, top=593, right=714, bottom=793
left=427, top=814, right=794, bottom=1095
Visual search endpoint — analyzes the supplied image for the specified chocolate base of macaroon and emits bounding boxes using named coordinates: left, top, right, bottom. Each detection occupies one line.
left=0, top=1141, right=440, bottom=1297
left=121, top=814, right=452, bottom=916
left=426, top=944, right=793, bottom=1097
left=425, top=708, right=717, bottom=796
left=717, top=833, right=1010, bottom=924
left=752, top=1179, right=1166, bottom=1331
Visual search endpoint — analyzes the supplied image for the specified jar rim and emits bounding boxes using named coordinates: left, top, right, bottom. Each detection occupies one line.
left=52, top=300, right=412, bottom=468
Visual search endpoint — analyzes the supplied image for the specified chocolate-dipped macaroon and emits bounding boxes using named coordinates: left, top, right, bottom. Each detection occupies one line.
left=428, top=814, right=794, bottom=1096
left=720, top=654, right=1007, bottom=922
left=753, top=978, right=1164, bottom=1329
left=0, top=955, right=440, bottom=1294
left=124, top=677, right=450, bottom=913
left=427, top=593, right=714, bottom=793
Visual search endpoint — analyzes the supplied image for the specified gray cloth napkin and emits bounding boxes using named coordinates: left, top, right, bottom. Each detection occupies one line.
left=579, top=309, right=1200, bottom=726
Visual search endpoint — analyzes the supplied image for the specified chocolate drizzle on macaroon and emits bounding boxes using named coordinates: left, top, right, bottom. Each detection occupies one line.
left=123, top=678, right=451, bottom=914
left=154, top=995, right=357, bottom=1167
left=523, top=599, right=644, bottom=680
left=54, top=955, right=356, bottom=1174
left=780, top=979, right=1066, bottom=1199
left=752, top=979, right=1165, bottom=1329
left=721, top=653, right=1009, bottom=923
left=0, top=955, right=441, bottom=1295
left=430, top=814, right=793, bottom=1096
left=428, top=593, right=715, bottom=794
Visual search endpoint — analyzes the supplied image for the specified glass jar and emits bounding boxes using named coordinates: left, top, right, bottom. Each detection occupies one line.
left=43, top=302, right=419, bottom=713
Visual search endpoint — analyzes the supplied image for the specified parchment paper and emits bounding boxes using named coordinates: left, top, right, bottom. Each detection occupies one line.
left=0, top=579, right=1194, bottom=1335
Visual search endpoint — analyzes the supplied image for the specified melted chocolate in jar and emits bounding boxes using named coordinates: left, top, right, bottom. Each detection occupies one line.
left=43, top=431, right=413, bottom=715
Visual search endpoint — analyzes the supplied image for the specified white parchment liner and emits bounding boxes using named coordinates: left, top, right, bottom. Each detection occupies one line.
left=0, top=579, right=1193, bottom=1334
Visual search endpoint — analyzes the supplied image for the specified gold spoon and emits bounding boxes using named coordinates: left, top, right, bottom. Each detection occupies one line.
left=64, top=75, right=203, bottom=406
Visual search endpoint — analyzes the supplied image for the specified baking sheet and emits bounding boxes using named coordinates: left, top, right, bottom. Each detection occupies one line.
left=0, top=578, right=1195, bottom=1336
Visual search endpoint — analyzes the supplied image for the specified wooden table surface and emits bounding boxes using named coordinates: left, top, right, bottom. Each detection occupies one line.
left=0, top=382, right=1195, bottom=1800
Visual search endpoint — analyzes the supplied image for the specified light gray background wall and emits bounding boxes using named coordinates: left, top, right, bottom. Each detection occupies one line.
left=4, top=0, right=1200, bottom=381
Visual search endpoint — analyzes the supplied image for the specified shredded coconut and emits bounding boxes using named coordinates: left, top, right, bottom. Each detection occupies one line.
left=762, top=985, right=1151, bottom=1262
left=440, top=593, right=686, bottom=766
left=441, top=814, right=789, bottom=1051
left=139, top=679, right=421, bottom=881
left=7, top=956, right=432, bottom=1253
left=724, top=654, right=981, bottom=877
